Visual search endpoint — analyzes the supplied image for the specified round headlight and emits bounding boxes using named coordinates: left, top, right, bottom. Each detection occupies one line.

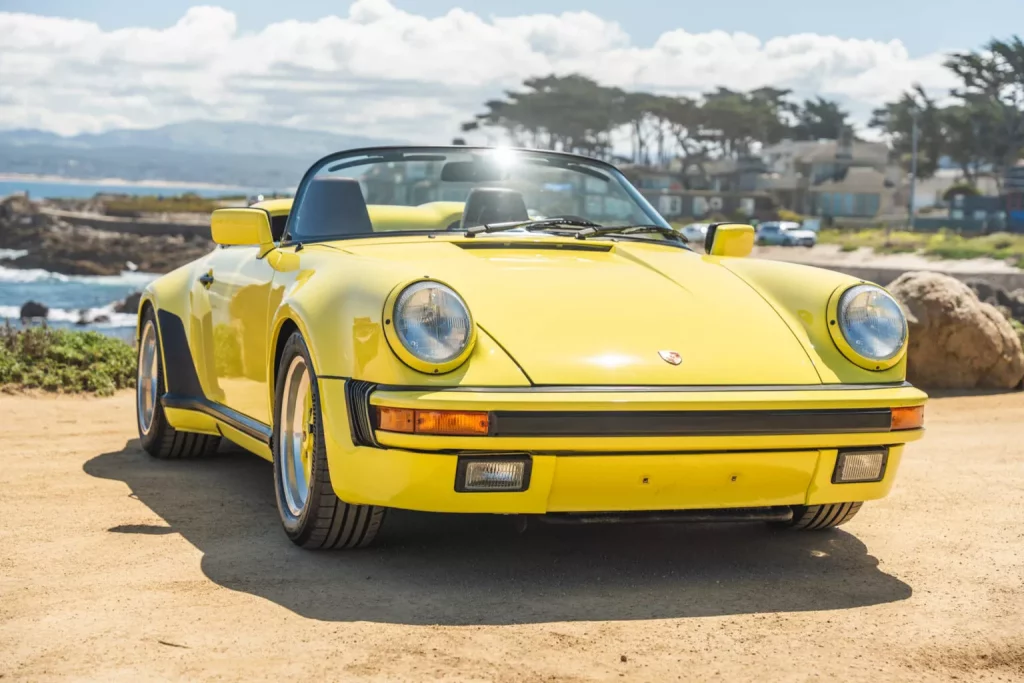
left=836, top=284, right=907, bottom=362
left=393, top=281, right=473, bottom=365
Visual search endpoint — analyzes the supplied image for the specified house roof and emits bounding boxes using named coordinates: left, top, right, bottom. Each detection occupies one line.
left=762, top=139, right=889, bottom=166
left=810, top=167, right=889, bottom=193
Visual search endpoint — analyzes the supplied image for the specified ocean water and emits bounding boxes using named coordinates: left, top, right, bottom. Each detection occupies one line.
left=0, top=179, right=258, bottom=200
left=0, top=178, right=245, bottom=340
left=0, top=255, right=157, bottom=340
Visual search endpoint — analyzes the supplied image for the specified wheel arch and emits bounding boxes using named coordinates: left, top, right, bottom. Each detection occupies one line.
left=267, top=311, right=316, bottom=420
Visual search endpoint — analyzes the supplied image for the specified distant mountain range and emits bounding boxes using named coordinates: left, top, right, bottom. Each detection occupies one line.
left=0, top=121, right=399, bottom=189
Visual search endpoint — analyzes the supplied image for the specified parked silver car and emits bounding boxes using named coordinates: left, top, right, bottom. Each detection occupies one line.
left=755, top=221, right=817, bottom=247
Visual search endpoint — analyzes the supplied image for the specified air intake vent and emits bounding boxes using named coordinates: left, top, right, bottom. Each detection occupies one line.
left=457, top=241, right=611, bottom=253
left=345, top=380, right=380, bottom=447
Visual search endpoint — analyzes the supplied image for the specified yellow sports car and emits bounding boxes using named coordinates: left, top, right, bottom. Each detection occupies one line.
left=135, top=146, right=926, bottom=549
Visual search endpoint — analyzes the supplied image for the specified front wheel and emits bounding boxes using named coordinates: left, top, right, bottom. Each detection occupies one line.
left=272, top=331, right=386, bottom=549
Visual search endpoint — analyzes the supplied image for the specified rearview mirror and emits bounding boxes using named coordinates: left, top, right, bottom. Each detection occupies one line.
left=211, top=208, right=274, bottom=255
left=704, top=223, right=754, bottom=258
left=440, top=160, right=505, bottom=183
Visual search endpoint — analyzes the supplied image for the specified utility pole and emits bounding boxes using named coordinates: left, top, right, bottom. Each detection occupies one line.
left=907, top=107, right=919, bottom=232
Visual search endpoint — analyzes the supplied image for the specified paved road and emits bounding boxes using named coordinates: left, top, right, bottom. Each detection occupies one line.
left=1, top=391, right=1022, bottom=682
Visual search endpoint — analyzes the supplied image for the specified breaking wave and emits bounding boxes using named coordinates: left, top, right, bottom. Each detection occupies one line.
left=0, top=265, right=157, bottom=286
left=0, top=303, right=137, bottom=328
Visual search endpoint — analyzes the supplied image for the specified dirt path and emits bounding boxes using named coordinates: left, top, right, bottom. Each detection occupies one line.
left=1, top=392, right=1022, bottom=682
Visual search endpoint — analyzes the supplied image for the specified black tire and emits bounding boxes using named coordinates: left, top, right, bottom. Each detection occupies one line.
left=272, top=331, right=386, bottom=549
left=784, top=502, right=863, bottom=530
left=136, top=307, right=221, bottom=459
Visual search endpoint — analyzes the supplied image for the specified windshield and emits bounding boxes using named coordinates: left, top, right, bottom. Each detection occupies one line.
left=284, top=147, right=669, bottom=242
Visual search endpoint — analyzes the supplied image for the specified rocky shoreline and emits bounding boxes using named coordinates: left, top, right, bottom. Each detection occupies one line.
left=0, top=194, right=213, bottom=277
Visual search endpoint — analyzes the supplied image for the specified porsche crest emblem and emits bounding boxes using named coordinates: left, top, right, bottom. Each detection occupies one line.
left=658, top=350, right=682, bottom=366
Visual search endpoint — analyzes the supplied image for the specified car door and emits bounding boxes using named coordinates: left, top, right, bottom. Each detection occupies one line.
left=202, top=244, right=277, bottom=424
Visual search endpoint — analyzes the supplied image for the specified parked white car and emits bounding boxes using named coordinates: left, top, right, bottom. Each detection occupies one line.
left=678, top=223, right=710, bottom=245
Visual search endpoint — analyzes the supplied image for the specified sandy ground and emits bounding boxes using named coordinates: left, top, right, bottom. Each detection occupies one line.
left=1, top=391, right=1022, bottom=682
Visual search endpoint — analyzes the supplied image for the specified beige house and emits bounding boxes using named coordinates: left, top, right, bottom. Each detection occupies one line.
left=759, top=139, right=904, bottom=219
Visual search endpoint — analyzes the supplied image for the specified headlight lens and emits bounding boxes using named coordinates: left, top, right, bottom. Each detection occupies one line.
left=393, top=281, right=473, bottom=364
left=837, top=284, right=907, bottom=361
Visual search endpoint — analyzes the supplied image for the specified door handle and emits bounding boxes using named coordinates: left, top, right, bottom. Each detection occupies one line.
left=199, top=272, right=214, bottom=288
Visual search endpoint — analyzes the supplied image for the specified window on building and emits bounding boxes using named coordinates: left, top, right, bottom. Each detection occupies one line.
left=842, top=193, right=854, bottom=216
left=854, top=194, right=880, bottom=217
left=658, top=195, right=683, bottom=217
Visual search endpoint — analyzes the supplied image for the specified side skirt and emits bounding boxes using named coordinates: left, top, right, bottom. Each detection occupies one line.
left=161, top=394, right=273, bottom=457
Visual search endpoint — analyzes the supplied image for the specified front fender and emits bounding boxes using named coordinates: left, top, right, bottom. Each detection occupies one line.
left=266, top=249, right=530, bottom=390
left=722, top=258, right=908, bottom=384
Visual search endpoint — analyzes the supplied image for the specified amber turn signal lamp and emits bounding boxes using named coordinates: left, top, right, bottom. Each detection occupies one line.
left=378, top=407, right=415, bottom=433
left=377, top=407, right=489, bottom=436
left=891, top=405, right=924, bottom=431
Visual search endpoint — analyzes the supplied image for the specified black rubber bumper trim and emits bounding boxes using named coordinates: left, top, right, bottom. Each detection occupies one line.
left=540, top=506, right=794, bottom=524
left=488, top=408, right=892, bottom=437
left=345, top=380, right=380, bottom=447
left=161, top=394, right=272, bottom=444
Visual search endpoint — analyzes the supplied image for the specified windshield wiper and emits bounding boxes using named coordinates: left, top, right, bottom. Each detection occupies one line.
left=464, top=217, right=601, bottom=237
left=573, top=224, right=688, bottom=244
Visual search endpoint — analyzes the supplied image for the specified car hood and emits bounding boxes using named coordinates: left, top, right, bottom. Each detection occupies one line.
left=339, top=238, right=822, bottom=386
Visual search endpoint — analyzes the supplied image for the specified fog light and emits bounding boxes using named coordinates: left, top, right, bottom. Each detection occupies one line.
left=456, top=457, right=531, bottom=492
left=833, top=448, right=888, bottom=484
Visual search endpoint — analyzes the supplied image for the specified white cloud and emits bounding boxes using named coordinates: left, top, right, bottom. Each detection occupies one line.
left=0, top=1, right=960, bottom=140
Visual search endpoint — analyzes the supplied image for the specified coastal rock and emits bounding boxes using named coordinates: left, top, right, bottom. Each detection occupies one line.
left=114, top=292, right=143, bottom=314
left=19, top=301, right=49, bottom=320
left=890, top=271, right=1024, bottom=390
left=1, top=195, right=214, bottom=276
left=966, top=280, right=1024, bottom=322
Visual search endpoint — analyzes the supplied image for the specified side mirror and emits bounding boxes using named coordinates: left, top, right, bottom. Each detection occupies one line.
left=704, top=223, right=755, bottom=258
left=211, top=208, right=274, bottom=255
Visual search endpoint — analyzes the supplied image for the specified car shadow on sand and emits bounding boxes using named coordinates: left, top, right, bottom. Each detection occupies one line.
left=85, top=440, right=912, bottom=626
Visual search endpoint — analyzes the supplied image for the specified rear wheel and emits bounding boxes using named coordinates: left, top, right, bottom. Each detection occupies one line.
left=272, top=331, right=386, bottom=549
left=136, top=308, right=221, bottom=459
left=783, top=502, right=863, bottom=530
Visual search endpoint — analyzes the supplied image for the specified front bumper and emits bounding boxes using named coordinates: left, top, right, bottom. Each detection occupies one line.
left=320, top=381, right=926, bottom=514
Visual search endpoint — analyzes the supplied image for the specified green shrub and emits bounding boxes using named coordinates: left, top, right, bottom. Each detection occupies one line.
left=102, top=192, right=221, bottom=216
left=0, top=324, right=136, bottom=396
left=817, top=227, right=1024, bottom=266
left=942, top=184, right=980, bottom=201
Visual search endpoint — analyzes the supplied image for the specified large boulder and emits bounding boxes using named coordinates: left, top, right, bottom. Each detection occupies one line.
left=966, top=279, right=1024, bottom=322
left=889, top=272, right=1024, bottom=390
left=114, top=291, right=142, bottom=314
left=19, top=301, right=48, bottom=320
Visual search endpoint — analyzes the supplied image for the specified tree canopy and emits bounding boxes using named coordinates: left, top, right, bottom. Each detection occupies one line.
left=871, top=36, right=1024, bottom=189
left=462, top=35, right=1024, bottom=191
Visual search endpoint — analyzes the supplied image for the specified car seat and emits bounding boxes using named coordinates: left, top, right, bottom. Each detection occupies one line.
left=290, top=177, right=373, bottom=240
left=459, top=187, right=530, bottom=230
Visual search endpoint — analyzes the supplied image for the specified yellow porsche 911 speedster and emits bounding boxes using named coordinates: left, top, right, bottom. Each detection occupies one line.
left=134, top=146, right=926, bottom=549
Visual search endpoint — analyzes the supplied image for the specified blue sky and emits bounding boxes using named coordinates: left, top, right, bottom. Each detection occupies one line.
left=4, top=0, right=1016, bottom=56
